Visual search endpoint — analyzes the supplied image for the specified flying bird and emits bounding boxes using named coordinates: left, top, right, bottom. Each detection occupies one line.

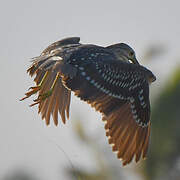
left=21, top=37, right=156, bottom=166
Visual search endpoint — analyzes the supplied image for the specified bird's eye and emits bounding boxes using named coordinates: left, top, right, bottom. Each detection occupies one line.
left=129, top=51, right=134, bottom=57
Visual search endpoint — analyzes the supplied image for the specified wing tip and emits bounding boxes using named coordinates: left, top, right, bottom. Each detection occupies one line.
left=103, top=103, right=151, bottom=166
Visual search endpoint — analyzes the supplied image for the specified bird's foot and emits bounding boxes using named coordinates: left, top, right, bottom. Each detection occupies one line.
left=20, top=85, right=41, bottom=101
left=30, top=89, right=53, bottom=106
left=20, top=71, right=49, bottom=102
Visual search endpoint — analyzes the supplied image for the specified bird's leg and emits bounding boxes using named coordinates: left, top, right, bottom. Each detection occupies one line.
left=20, top=71, right=49, bottom=101
left=29, top=71, right=49, bottom=92
left=37, top=72, right=60, bottom=100
left=30, top=72, right=60, bottom=106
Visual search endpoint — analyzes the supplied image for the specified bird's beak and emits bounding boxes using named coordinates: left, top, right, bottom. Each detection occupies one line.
left=148, top=73, right=156, bottom=84
left=150, top=74, right=156, bottom=82
left=132, top=57, right=140, bottom=65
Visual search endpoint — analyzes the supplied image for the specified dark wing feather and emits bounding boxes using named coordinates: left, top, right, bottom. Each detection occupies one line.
left=61, top=46, right=152, bottom=165
left=41, top=37, right=80, bottom=55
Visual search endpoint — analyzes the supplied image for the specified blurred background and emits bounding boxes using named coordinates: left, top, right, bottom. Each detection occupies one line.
left=0, top=0, right=180, bottom=179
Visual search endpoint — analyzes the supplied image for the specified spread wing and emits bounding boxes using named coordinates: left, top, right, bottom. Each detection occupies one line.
left=21, top=37, right=80, bottom=125
left=21, top=42, right=152, bottom=165
left=61, top=47, right=151, bottom=165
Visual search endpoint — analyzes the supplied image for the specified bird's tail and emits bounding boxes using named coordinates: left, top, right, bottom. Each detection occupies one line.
left=20, top=56, right=71, bottom=125
left=21, top=37, right=82, bottom=125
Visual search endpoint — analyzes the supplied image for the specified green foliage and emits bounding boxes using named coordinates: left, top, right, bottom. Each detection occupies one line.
left=67, top=119, right=123, bottom=180
left=66, top=169, right=111, bottom=180
left=143, top=67, right=180, bottom=180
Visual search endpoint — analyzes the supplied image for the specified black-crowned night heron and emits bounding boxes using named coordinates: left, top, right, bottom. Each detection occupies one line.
left=21, top=37, right=156, bottom=166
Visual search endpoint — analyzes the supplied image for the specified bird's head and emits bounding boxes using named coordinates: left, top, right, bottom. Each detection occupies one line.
left=106, top=43, right=139, bottom=65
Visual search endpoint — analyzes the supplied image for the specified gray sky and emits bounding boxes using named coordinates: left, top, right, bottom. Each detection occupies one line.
left=0, top=0, right=180, bottom=179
